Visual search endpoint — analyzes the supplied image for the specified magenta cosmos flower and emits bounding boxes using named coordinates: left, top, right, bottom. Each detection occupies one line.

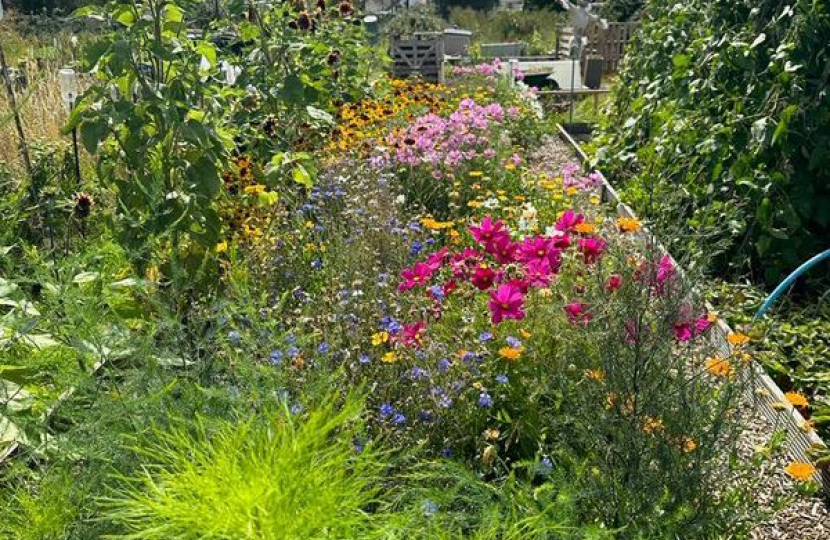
left=564, top=301, right=591, bottom=325
left=555, top=210, right=584, bottom=233
left=489, top=235, right=519, bottom=265
left=488, top=283, right=526, bottom=324
left=577, top=237, right=606, bottom=264
left=399, top=262, right=434, bottom=291
left=471, top=265, right=496, bottom=290
left=470, top=217, right=509, bottom=248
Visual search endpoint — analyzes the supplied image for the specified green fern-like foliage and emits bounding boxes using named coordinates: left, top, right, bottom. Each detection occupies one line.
left=102, top=394, right=385, bottom=540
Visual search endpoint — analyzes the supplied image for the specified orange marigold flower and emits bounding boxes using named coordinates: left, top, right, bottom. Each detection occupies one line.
left=617, top=217, right=641, bottom=233
left=705, top=356, right=735, bottom=378
left=498, top=346, right=523, bottom=361
left=784, top=461, right=816, bottom=481
left=784, top=391, right=809, bottom=408
left=727, top=332, right=751, bottom=347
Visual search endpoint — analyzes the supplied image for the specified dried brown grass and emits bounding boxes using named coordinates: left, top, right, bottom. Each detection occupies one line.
left=0, top=65, right=67, bottom=173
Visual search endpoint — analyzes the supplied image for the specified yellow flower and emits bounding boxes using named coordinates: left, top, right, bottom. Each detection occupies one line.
left=585, top=369, right=605, bottom=382
left=243, top=184, right=266, bottom=194
left=784, top=391, right=809, bottom=408
left=566, top=187, right=578, bottom=196
left=483, top=428, right=500, bottom=441
left=520, top=329, right=532, bottom=339
left=727, top=332, right=750, bottom=347
left=617, top=217, right=642, bottom=233
left=705, top=356, right=735, bottom=378
left=381, top=351, right=397, bottom=363
left=682, top=437, right=698, bottom=453
left=215, top=241, right=228, bottom=253
left=421, top=217, right=454, bottom=230
left=467, top=201, right=483, bottom=209
left=642, top=416, right=664, bottom=434
left=707, top=311, right=719, bottom=323
left=499, top=346, right=523, bottom=361
left=469, top=171, right=484, bottom=177
left=784, top=461, right=817, bottom=482
left=371, top=331, right=390, bottom=346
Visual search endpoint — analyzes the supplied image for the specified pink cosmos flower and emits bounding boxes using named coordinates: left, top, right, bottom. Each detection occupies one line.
left=425, top=247, right=450, bottom=271
left=398, top=262, right=434, bottom=291
left=577, top=237, right=606, bottom=264
left=605, top=274, right=623, bottom=292
left=564, top=301, right=591, bottom=326
left=470, top=217, right=508, bottom=248
left=550, top=231, right=571, bottom=250
left=524, top=258, right=553, bottom=287
left=517, top=236, right=554, bottom=263
left=401, top=321, right=426, bottom=348
left=657, top=255, right=676, bottom=284
left=471, top=266, right=496, bottom=290
left=490, top=235, right=518, bottom=265
left=488, top=283, right=526, bottom=324
left=443, top=280, right=458, bottom=297
left=673, top=323, right=693, bottom=342
left=555, top=210, right=584, bottom=233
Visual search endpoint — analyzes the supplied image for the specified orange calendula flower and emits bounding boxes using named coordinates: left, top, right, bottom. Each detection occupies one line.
left=784, top=391, right=809, bottom=408
left=705, top=356, right=735, bottom=378
left=574, top=222, right=596, bottom=234
left=784, top=461, right=816, bottom=481
left=498, top=346, right=523, bottom=361
left=617, top=216, right=642, bottom=233
left=727, top=332, right=751, bottom=347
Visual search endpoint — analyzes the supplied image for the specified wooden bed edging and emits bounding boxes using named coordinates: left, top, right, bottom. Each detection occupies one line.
left=557, top=123, right=829, bottom=488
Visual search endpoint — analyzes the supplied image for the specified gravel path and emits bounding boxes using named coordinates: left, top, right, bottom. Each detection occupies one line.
left=528, top=133, right=830, bottom=539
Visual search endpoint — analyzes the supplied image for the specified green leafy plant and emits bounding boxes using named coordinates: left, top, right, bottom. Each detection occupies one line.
left=593, top=0, right=830, bottom=285
left=67, top=0, right=232, bottom=287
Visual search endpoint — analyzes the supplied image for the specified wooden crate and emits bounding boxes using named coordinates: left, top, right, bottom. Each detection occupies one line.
left=390, top=33, right=445, bottom=84
left=557, top=22, right=640, bottom=73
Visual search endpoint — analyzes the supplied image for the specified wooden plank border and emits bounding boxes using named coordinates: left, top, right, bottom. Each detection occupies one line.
left=557, top=123, right=829, bottom=487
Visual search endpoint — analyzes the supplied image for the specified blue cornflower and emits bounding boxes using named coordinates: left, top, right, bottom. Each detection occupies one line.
left=479, top=331, right=494, bottom=342
left=437, top=358, right=451, bottom=372
left=380, top=403, right=394, bottom=417
left=419, top=410, right=434, bottom=423
left=287, top=345, right=300, bottom=358
left=358, top=353, right=371, bottom=364
left=442, top=448, right=452, bottom=458
left=317, top=342, right=330, bottom=354
left=410, top=366, right=429, bottom=380
left=422, top=499, right=439, bottom=516
left=430, top=285, right=445, bottom=301
left=496, top=374, right=509, bottom=384
left=506, top=336, right=522, bottom=348
left=392, top=412, right=406, bottom=425
left=462, top=351, right=476, bottom=362
left=478, top=392, right=493, bottom=408
left=311, top=258, right=322, bottom=270
left=438, top=395, right=453, bottom=409
left=409, top=241, right=423, bottom=256
left=425, top=237, right=435, bottom=246
left=290, top=403, right=306, bottom=415
left=269, top=350, right=284, bottom=365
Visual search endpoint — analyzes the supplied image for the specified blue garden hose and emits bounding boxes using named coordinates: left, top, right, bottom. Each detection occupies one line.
left=754, top=249, right=830, bottom=320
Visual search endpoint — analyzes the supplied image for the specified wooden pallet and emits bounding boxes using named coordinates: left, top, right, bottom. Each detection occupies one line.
left=557, top=123, right=829, bottom=488
left=390, top=33, right=445, bottom=84
left=558, top=22, right=640, bottom=73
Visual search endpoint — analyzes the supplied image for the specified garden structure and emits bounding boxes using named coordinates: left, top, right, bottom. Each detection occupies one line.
left=0, top=1, right=828, bottom=540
